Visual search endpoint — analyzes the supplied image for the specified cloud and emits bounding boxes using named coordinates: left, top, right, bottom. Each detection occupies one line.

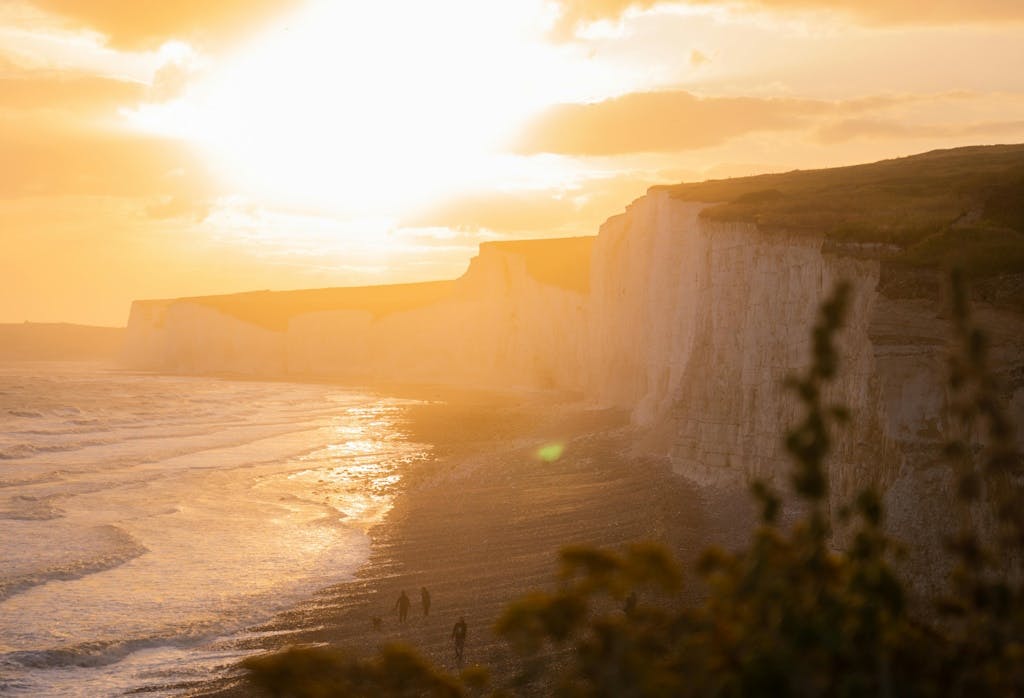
left=746, top=0, right=1024, bottom=24
left=549, top=0, right=1024, bottom=36
left=513, top=90, right=832, bottom=155
left=511, top=90, right=1022, bottom=156
left=25, top=0, right=308, bottom=49
left=406, top=173, right=661, bottom=236
left=550, top=0, right=662, bottom=39
left=0, top=67, right=211, bottom=201
left=0, top=74, right=144, bottom=111
left=408, top=191, right=578, bottom=234
left=145, top=195, right=210, bottom=221
left=0, top=116, right=212, bottom=199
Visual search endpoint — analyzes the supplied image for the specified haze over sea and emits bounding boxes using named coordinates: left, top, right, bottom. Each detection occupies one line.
left=0, top=362, right=429, bottom=696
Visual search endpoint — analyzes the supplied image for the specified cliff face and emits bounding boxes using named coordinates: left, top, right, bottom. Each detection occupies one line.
left=123, top=239, right=591, bottom=391
left=582, top=190, right=1023, bottom=586
left=587, top=194, right=890, bottom=484
left=284, top=245, right=589, bottom=389
left=123, top=189, right=1024, bottom=574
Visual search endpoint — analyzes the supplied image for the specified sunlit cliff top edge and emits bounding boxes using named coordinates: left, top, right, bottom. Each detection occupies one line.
left=132, top=237, right=596, bottom=332
left=132, top=144, right=1024, bottom=330
left=656, top=143, right=1024, bottom=277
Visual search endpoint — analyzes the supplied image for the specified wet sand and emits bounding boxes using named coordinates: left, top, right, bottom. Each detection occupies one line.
left=188, top=392, right=756, bottom=696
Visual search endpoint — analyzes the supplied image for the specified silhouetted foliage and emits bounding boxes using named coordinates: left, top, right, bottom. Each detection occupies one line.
left=244, top=644, right=471, bottom=698
left=245, top=278, right=1023, bottom=697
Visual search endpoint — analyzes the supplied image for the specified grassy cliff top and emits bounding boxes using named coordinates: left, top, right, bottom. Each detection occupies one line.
left=183, top=280, right=459, bottom=332
left=657, top=144, right=1024, bottom=277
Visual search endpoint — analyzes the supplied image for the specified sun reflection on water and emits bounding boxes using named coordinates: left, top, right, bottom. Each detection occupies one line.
left=267, top=402, right=431, bottom=533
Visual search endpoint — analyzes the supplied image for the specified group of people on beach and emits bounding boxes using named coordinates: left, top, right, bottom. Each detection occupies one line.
left=387, top=587, right=468, bottom=665
left=393, top=587, right=431, bottom=622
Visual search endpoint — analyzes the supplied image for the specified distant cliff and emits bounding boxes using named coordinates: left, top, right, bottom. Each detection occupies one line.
left=122, top=236, right=593, bottom=387
left=0, top=323, right=124, bottom=361
left=123, top=145, right=1024, bottom=582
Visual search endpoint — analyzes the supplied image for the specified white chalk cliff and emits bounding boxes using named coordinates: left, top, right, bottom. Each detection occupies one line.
left=123, top=189, right=1024, bottom=580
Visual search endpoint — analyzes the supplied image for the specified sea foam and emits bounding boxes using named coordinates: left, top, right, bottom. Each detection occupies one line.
left=0, top=362, right=428, bottom=696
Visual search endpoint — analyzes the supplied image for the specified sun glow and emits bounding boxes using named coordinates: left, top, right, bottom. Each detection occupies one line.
left=126, top=0, right=589, bottom=216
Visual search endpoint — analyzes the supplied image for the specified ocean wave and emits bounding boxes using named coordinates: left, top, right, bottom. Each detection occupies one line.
left=1, top=628, right=217, bottom=671
left=0, top=444, right=44, bottom=460
left=0, top=441, right=106, bottom=460
left=0, top=526, right=148, bottom=603
left=7, top=409, right=44, bottom=418
left=0, top=494, right=63, bottom=521
left=0, top=470, right=68, bottom=489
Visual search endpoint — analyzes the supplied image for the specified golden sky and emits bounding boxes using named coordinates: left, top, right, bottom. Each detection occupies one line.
left=3, top=0, right=1024, bottom=325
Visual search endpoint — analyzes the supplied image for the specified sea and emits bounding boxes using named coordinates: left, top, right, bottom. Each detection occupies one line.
left=0, top=362, right=430, bottom=696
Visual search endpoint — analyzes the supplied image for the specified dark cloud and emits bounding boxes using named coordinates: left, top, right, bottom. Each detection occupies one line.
left=27, top=0, right=308, bottom=49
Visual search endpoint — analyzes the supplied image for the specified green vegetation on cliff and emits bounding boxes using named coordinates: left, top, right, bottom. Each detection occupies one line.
left=659, top=144, right=1024, bottom=277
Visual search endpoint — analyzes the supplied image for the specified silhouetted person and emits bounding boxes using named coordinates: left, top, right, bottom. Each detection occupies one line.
left=421, top=586, right=431, bottom=617
left=624, top=591, right=637, bottom=617
left=451, top=616, right=467, bottom=666
left=395, top=590, right=411, bottom=623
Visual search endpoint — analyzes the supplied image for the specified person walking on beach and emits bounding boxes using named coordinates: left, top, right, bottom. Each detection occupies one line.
left=451, top=616, right=467, bottom=666
left=395, top=590, right=411, bottom=623
left=421, top=587, right=431, bottom=617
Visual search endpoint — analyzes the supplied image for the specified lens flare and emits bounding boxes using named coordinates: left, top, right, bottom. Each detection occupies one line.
left=536, top=442, right=565, bottom=462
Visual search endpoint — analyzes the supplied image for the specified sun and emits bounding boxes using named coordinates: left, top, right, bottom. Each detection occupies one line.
left=126, top=0, right=577, bottom=217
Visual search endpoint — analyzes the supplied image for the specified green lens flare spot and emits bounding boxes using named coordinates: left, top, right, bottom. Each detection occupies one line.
left=537, top=443, right=564, bottom=462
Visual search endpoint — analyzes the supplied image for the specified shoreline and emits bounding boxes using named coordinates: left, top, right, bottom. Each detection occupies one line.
left=185, top=393, right=757, bottom=696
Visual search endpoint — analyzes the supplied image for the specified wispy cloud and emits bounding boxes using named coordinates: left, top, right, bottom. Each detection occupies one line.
left=515, top=90, right=837, bottom=155
left=0, top=73, right=144, bottom=110
left=0, top=117, right=211, bottom=198
left=549, top=0, right=1024, bottom=38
